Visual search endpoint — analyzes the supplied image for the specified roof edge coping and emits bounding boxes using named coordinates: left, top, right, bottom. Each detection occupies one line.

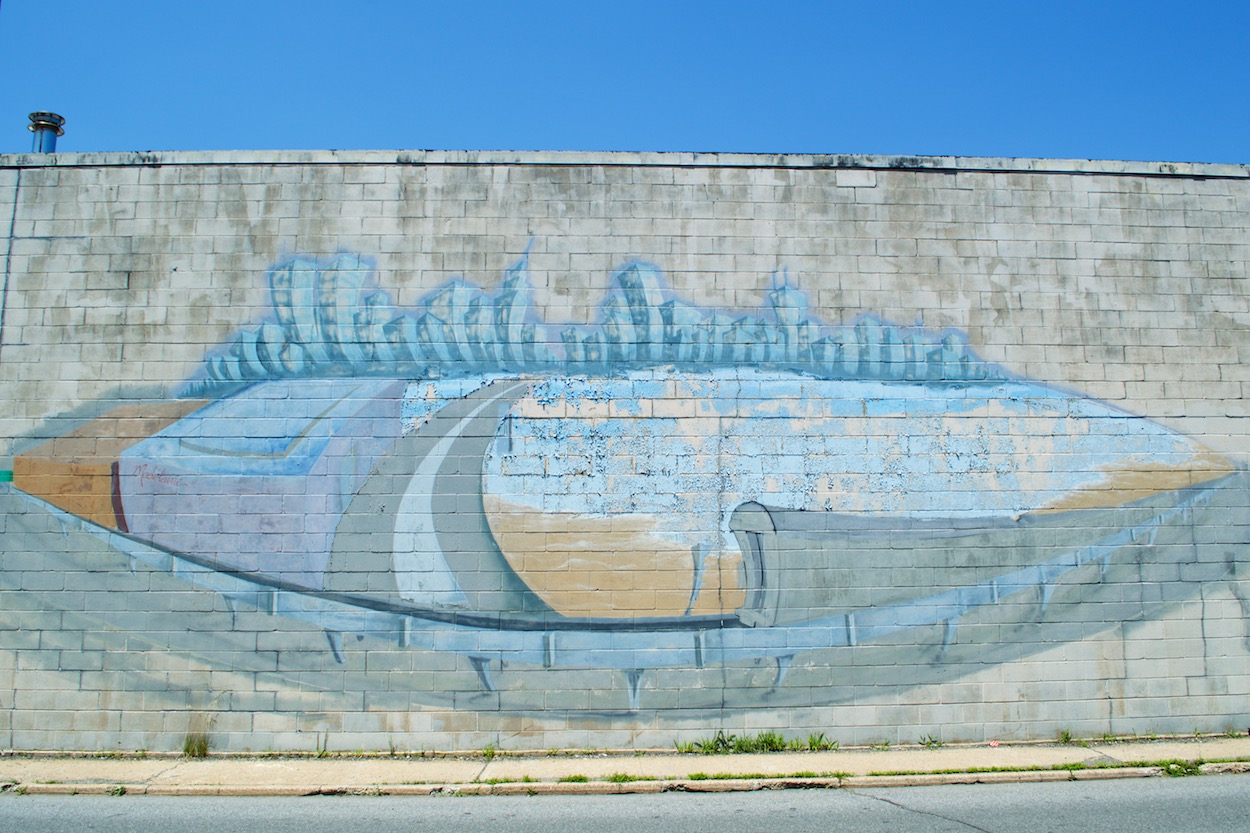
left=0, top=149, right=1246, bottom=178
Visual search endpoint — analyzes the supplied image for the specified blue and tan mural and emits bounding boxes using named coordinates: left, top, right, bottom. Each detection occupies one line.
left=8, top=251, right=1247, bottom=713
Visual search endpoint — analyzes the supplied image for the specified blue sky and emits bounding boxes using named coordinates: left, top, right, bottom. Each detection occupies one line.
left=0, top=0, right=1246, bottom=162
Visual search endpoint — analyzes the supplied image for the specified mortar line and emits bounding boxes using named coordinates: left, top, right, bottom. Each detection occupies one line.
left=0, top=167, right=20, bottom=365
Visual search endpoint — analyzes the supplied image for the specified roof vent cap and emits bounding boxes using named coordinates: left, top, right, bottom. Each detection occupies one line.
left=28, top=112, right=65, bottom=153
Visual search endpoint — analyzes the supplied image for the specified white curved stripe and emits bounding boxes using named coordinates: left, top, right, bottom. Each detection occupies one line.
left=393, top=386, right=517, bottom=606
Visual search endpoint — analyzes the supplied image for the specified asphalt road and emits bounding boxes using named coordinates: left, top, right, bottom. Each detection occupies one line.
left=2, top=776, right=1248, bottom=832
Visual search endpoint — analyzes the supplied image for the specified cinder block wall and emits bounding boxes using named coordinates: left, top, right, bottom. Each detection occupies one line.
left=1, top=150, right=1248, bottom=753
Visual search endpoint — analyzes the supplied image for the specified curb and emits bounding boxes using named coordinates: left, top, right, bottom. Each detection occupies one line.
left=7, top=764, right=1245, bottom=797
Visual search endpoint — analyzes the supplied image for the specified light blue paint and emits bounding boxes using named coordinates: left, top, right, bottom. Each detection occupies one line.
left=20, top=245, right=1229, bottom=703
left=116, top=378, right=406, bottom=587
left=7, top=473, right=1235, bottom=688
left=401, top=376, right=498, bottom=433
left=185, top=252, right=1006, bottom=396
left=483, top=370, right=1210, bottom=560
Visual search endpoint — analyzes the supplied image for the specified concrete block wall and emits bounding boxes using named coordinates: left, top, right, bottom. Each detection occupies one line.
left=1, top=149, right=1248, bottom=752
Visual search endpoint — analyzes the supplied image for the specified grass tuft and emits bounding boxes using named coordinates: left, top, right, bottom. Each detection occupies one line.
left=677, top=729, right=836, bottom=755
left=182, top=732, right=210, bottom=759
left=806, top=732, right=838, bottom=752
left=753, top=731, right=788, bottom=752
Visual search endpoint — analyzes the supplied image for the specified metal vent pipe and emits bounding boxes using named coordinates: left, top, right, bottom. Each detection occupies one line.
left=28, top=112, right=65, bottom=153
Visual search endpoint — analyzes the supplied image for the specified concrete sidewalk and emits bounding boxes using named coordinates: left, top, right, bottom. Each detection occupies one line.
left=2, top=736, right=1248, bottom=796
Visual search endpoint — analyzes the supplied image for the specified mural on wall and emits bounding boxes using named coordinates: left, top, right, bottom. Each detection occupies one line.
left=8, top=251, right=1246, bottom=711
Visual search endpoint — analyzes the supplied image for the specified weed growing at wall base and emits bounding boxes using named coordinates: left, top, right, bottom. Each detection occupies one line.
left=675, top=730, right=839, bottom=754
left=803, top=733, right=838, bottom=751
left=182, top=732, right=209, bottom=758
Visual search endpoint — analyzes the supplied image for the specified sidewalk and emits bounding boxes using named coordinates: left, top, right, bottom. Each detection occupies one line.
left=2, top=736, right=1248, bottom=796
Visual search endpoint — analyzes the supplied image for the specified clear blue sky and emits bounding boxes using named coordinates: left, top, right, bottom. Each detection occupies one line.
left=0, top=0, right=1245, bottom=162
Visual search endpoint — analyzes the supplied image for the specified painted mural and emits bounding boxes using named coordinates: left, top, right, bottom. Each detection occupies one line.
left=8, top=251, right=1246, bottom=711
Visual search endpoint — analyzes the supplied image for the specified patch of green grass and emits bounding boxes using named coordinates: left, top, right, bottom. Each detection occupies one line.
left=182, top=731, right=210, bottom=759
left=481, top=743, right=497, bottom=762
left=678, top=729, right=825, bottom=755
left=1121, top=759, right=1204, bottom=777
left=867, top=758, right=1230, bottom=780
left=1163, top=760, right=1202, bottom=777
left=693, top=730, right=735, bottom=754
left=871, top=740, right=890, bottom=751
left=606, top=773, right=641, bottom=783
left=919, top=734, right=944, bottom=749
left=673, top=729, right=846, bottom=755
left=1057, top=729, right=1073, bottom=744
left=558, top=774, right=589, bottom=783
left=108, top=785, right=127, bottom=796
left=805, top=732, right=838, bottom=752
left=753, top=731, right=788, bottom=752
left=478, top=777, right=515, bottom=785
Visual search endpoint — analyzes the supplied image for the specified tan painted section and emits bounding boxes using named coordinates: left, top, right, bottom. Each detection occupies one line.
left=689, top=549, right=746, bottom=616
left=12, top=400, right=208, bottom=527
left=1041, top=451, right=1235, bottom=512
left=483, top=493, right=743, bottom=618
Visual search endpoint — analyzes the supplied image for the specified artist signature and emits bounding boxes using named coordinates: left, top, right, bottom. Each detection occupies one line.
left=131, top=463, right=186, bottom=489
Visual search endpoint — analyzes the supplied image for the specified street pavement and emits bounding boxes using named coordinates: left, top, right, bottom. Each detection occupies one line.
left=1, top=736, right=1247, bottom=796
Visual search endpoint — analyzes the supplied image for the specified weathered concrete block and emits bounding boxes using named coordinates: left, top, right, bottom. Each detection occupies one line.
left=2, top=149, right=1249, bottom=751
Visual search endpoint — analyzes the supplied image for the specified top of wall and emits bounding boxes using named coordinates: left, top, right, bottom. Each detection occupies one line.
left=0, top=149, right=1247, bottom=179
